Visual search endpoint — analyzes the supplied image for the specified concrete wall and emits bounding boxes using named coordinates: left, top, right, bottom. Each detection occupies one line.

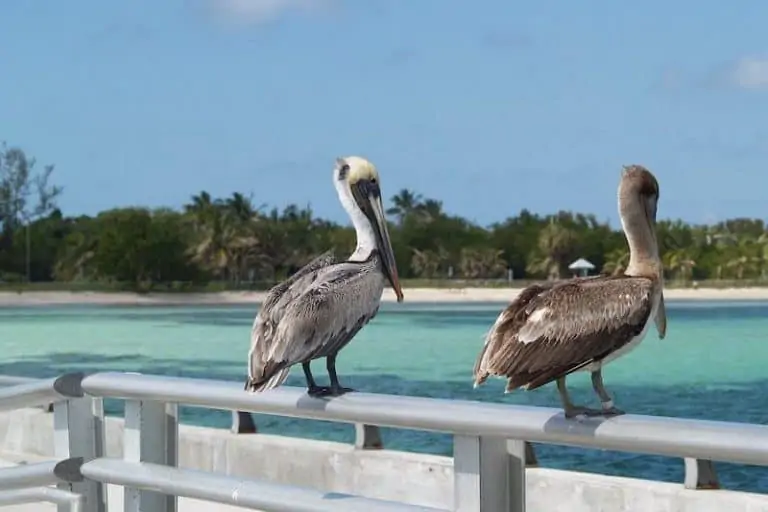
left=1, top=407, right=767, bottom=512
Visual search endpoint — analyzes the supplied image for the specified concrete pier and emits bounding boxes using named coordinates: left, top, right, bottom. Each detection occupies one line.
left=1, top=407, right=767, bottom=512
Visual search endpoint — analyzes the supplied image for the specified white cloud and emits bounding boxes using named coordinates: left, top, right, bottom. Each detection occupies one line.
left=208, top=0, right=332, bottom=25
left=728, top=56, right=768, bottom=90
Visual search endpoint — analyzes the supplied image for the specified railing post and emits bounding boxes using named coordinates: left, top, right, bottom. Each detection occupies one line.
left=524, top=442, right=538, bottom=467
left=355, top=423, right=383, bottom=449
left=53, top=396, right=105, bottom=512
left=231, top=410, right=257, bottom=434
left=123, top=400, right=179, bottom=512
left=684, top=458, right=720, bottom=489
left=453, top=435, right=525, bottom=512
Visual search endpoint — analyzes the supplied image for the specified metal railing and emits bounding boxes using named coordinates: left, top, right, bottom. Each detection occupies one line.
left=0, top=373, right=103, bottom=511
left=0, top=371, right=768, bottom=511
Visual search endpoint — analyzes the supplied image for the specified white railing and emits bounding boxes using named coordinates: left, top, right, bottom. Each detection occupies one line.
left=0, top=371, right=768, bottom=511
left=0, top=373, right=104, bottom=511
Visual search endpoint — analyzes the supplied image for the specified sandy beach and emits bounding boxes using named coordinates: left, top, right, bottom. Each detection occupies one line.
left=1, top=287, right=768, bottom=306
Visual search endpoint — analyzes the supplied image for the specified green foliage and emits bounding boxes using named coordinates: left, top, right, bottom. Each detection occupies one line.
left=4, top=141, right=768, bottom=290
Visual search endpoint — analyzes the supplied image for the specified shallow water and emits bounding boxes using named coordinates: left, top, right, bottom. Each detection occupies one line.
left=1, top=300, right=767, bottom=491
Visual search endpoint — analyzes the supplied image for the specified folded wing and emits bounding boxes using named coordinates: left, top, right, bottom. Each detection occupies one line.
left=473, top=276, right=655, bottom=391
left=247, top=250, right=337, bottom=390
left=248, top=257, right=383, bottom=391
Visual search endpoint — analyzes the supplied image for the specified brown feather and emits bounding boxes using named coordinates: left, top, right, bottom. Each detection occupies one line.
left=473, top=275, right=657, bottom=392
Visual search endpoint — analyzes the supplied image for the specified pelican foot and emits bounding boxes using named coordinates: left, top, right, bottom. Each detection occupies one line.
left=307, top=385, right=333, bottom=397
left=601, top=406, right=625, bottom=417
left=329, top=385, right=355, bottom=397
left=564, top=405, right=606, bottom=419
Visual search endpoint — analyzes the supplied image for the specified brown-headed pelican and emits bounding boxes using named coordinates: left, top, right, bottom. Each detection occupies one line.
left=473, top=165, right=666, bottom=418
left=245, top=156, right=404, bottom=397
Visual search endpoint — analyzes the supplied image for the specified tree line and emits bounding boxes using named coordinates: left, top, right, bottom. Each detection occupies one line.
left=1, top=143, right=766, bottom=291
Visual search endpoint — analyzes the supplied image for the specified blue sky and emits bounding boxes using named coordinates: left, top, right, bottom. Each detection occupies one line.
left=2, top=1, right=768, bottom=227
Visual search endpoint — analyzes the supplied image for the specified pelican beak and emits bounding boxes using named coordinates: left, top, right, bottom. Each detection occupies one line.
left=352, top=180, right=404, bottom=302
left=655, top=293, right=667, bottom=339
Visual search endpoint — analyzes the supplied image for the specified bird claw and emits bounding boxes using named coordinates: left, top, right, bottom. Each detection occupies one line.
left=601, top=406, right=625, bottom=417
left=564, top=406, right=606, bottom=419
left=307, top=385, right=354, bottom=398
left=307, top=385, right=333, bottom=397
left=329, top=385, right=354, bottom=396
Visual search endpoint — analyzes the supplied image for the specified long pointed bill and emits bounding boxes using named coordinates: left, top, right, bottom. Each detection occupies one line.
left=352, top=180, right=404, bottom=302
left=369, top=194, right=404, bottom=302
left=655, top=293, right=667, bottom=339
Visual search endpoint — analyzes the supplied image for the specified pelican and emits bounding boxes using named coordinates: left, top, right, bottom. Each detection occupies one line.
left=473, top=165, right=666, bottom=418
left=245, top=156, right=404, bottom=397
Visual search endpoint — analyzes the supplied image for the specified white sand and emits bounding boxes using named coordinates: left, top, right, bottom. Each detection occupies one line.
left=1, top=286, right=768, bottom=307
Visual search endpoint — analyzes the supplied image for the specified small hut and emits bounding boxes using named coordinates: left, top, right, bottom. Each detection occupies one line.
left=568, top=258, right=595, bottom=278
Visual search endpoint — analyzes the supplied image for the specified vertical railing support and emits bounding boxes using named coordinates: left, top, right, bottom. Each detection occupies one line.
left=123, top=400, right=179, bottom=512
left=453, top=435, right=525, bottom=512
left=231, top=411, right=258, bottom=434
left=54, top=396, right=105, bottom=512
left=355, top=423, right=383, bottom=449
left=524, top=442, right=538, bottom=467
left=684, top=458, right=720, bottom=489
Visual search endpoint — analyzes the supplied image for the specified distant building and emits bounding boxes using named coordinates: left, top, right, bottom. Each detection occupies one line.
left=568, top=258, right=595, bottom=278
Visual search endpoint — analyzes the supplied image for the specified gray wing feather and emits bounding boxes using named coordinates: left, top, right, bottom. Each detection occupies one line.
left=474, top=276, right=655, bottom=391
left=270, top=262, right=383, bottom=365
left=246, top=250, right=337, bottom=390
left=247, top=257, right=383, bottom=391
left=258, top=250, right=337, bottom=323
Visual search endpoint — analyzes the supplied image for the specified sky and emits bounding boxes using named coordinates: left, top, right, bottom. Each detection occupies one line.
left=2, top=1, right=768, bottom=228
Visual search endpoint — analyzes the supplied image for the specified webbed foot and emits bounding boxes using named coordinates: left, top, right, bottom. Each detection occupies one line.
left=329, top=385, right=355, bottom=397
left=307, top=385, right=333, bottom=397
left=601, top=406, right=625, bottom=417
left=564, top=405, right=606, bottom=419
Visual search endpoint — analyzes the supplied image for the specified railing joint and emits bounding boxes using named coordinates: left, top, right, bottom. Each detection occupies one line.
left=53, top=456, right=85, bottom=483
left=52, top=372, right=85, bottom=398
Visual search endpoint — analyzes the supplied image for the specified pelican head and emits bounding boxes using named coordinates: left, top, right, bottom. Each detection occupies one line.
left=334, top=156, right=404, bottom=302
left=620, top=165, right=659, bottom=222
left=619, top=165, right=662, bottom=276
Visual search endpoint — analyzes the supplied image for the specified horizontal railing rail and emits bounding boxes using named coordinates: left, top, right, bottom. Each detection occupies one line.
left=81, top=458, right=444, bottom=512
left=81, top=372, right=768, bottom=466
left=0, top=486, right=84, bottom=512
left=0, top=458, right=83, bottom=490
left=3, top=370, right=768, bottom=511
left=0, top=373, right=104, bottom=512
left=0, top=373, right=83, bottom=413
left=0, top=375, right=38, bottom=386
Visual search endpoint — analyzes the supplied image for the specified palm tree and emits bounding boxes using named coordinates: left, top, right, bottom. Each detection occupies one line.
left=418, top=199, right=444, bottom=222
left=386, top=189, right=423, bottom=226
left=663, top=248, right=696, bottom=282
left=526, top=221, right=578, bottom=279
left=225, top=192, right=257, bottom=222
left=459, top=248, right=507, bottom=279
left=411, top=249, right=442, bottom=278
left=602, top=248, right=629, bottom=276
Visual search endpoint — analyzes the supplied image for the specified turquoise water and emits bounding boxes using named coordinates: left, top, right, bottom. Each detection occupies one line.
left=1, top=300, right=767, bottom=491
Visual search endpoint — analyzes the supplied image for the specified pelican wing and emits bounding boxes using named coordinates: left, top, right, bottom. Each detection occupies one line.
left=268, top=261, right=382, bottom=365
left=473, top=276, right=655, bottom=391
left=259, top=250, right=338, bottom=324
left=247, top=250, right=337, bottom=390
left=248, top=258, right=382, bottom=390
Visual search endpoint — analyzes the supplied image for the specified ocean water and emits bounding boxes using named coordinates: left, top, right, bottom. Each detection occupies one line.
left=0, top=300, right=767, bottom=492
